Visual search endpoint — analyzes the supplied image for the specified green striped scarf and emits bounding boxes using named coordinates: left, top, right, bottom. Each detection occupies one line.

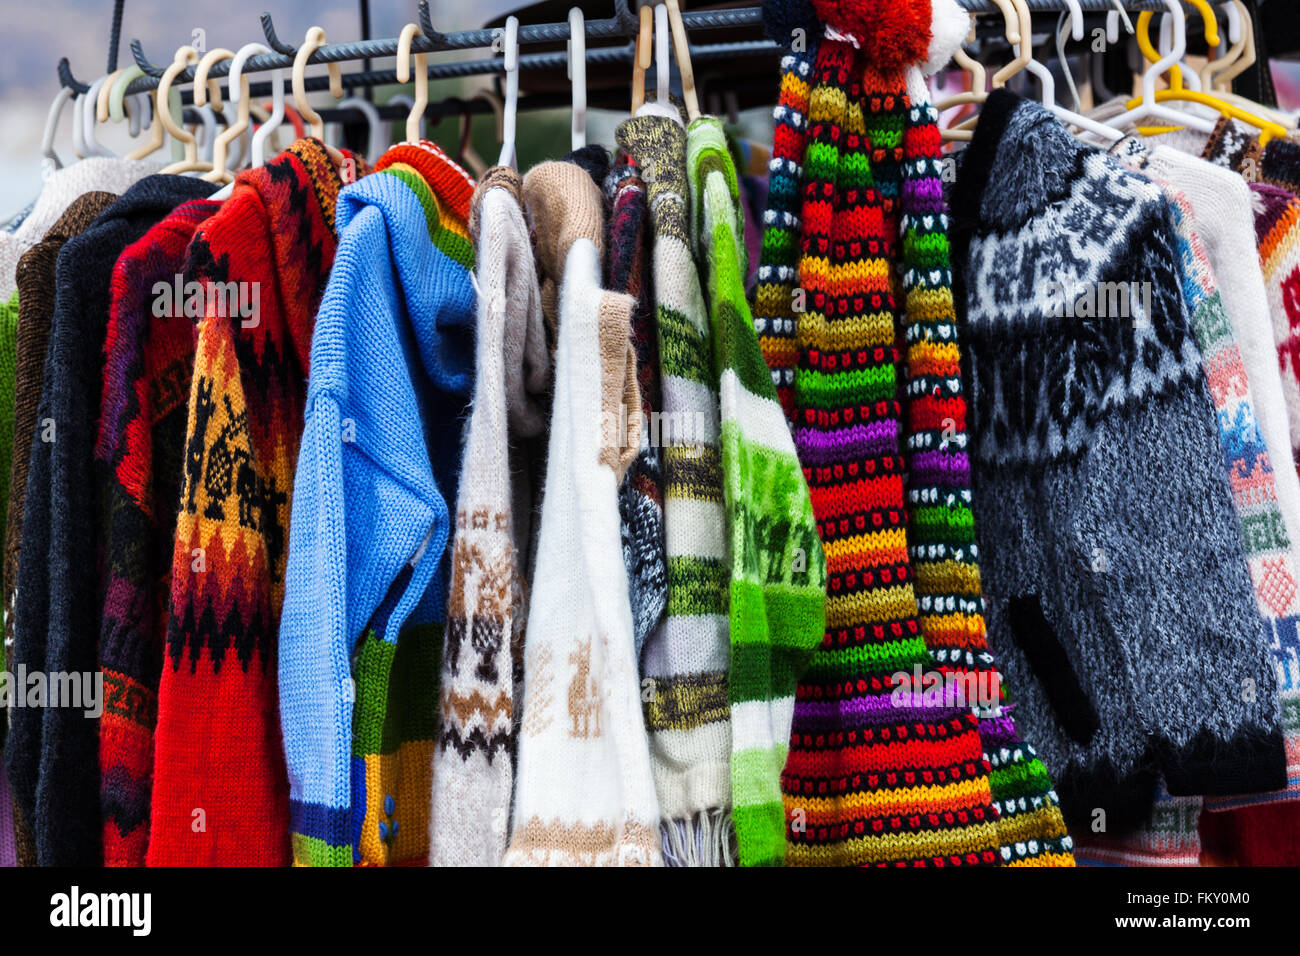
left=618, top=106, right=734, bottom=865
left=686, top=115, right=827, bottom=867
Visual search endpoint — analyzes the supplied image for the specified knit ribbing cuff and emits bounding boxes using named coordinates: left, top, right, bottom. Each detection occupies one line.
left=1157, top=725, right=1287, bottom=799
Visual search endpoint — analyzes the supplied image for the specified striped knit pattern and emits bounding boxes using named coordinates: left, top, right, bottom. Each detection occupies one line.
left=687, top=116, right=827, bottom=867
left=781, top=37, right=999, bottom=868
left=617, top=108, right=734, bottom=863
left=754, top=49, right=817, bottom=423
left=896, top=75, right=1073, bottom=866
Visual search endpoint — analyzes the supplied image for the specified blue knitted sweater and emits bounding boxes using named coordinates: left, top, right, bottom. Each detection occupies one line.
left=279, top=169, right=475, bottom=865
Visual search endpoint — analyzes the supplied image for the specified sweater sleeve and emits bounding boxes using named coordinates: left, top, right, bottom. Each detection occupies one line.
left=279, top=194, right=456, bottom=866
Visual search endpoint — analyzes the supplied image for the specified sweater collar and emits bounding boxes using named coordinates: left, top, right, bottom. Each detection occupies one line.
left=949, top=89, right=1082, bottom=231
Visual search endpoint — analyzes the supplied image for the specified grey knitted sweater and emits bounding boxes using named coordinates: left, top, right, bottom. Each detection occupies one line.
left=949, top=91, right=1286, bottom=832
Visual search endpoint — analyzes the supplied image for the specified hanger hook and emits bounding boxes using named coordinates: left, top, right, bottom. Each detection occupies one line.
left=129, top=38, right=167, bottom=78
left=291, top=26, right=343, bottom=141
left=416, top=0, right=450, bottom=49
left=397, top=23, right=430, bottom=144
left=260, top=12, right=298, bottom=57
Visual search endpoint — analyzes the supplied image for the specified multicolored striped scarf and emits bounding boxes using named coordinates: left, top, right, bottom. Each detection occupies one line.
left=781, top=33, right=999, bottom=867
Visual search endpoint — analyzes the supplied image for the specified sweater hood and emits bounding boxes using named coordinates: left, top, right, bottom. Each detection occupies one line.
left=334, top=168, right=476, bottom=399
left=949, top=89, right=1079, bottom=231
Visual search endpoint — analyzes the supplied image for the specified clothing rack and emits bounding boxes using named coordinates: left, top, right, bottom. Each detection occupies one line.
left=57, top=0, right=1186, bottom=108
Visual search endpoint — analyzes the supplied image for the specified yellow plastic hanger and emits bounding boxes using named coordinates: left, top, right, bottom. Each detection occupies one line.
left=397, top=23, right=428, bottom=145
left=1124, top=8, right=1285, bottom=143
left=291, top=26, right=349, bottom=169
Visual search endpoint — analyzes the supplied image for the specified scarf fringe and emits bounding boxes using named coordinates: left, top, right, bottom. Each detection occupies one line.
left=660, top=809, right=736, bottom=866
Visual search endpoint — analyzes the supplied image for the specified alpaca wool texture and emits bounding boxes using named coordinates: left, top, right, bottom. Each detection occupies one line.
left=4, top=192, right=118, bottom=673
left=605, top=154, right=669, bottom=658
left=0, top=157, right=160, bottom=303
left=687, top=114, right=827, bottom=867
left=280, top=150, right=476, bottom=867
left=619, top=105, right=735, bottom=864
left=782, top=29, right=999, bottom=868
left=97, top=198, right=223, bottom=866
left=1078, top=145, right=1291, bottom=861
left=505, top=172, right=658, bottom=866
left=950, top=91, right=1286, bottom=831
left=151, top=140, right=347, bottom=866
left=1132, top=146, right=1300, bottom=581
left=894, top=63, right=1073, bottom=866
left=10, top=174, right=217, bottom=867
left=4, top=192, right=117, bottom=867
left=432, top=165, right=549, bottom=867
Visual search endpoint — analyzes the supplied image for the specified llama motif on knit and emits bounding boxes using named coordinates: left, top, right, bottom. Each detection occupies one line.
left=604, top=155, right=669, bottom=658
left=279, top=148, right=476, bottom=867
left=506, top=169, right=659, bottom=865
left=782, top=34, right=999, bottom=868
left=618, top=107, right=735, bottom=864
left=687, top=115, right=827, bottom=867
left=432, top=165, right=550, bottom=867
left=951, top=92, right=1286, bottom=832
left=153, top=140, right=347, bottom=866
left=97, top=198, right=222, bottom=866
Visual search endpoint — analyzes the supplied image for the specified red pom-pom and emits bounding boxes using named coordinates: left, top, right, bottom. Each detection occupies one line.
left=811, top=0, right=933, bottom=72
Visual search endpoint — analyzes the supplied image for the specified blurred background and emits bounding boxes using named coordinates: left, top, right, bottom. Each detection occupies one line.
left=5, top=1, right=1300, bottom=223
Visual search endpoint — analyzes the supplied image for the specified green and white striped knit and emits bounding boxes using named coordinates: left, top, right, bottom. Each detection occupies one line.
left=687, top=115, right=827, bottom=868
left=618, top=103, right=733, bottom=865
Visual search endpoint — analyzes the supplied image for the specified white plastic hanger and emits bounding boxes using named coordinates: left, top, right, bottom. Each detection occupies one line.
left=84, top=76, right=119, bottom=157
left=1105, top=0, right=1219, bottom=135
left=655, top=3, right=670, bottom=105
left=41, top=87, right=74, bottom=173
left=328, top=97, right=384, bottom=163
left=498, top=16, right=520, bottom=168
left=397, top=23, right=429, bottom=144
left=568, top=8, right=587, bottom=149
left=209, top=41, right=287, bottom=199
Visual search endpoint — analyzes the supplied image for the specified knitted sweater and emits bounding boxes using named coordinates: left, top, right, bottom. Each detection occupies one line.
left=619, top=106, right=735, bottom=864
left=10, top=174, right=217, bottom=867
left=783, top=34, right=999, bottom=868
left=604, top=155, right=669, bottom=657
left=97, top=198, right=223, bottom=866
left=505, top=173, right=658, bottom=866
left=280, top=157, right=476, bottom=867
left=1134, top=146, right=1300, bottom=594
left=0, top=289, right=16, bottom=678
left=432, top=166, right=549, bottom=866
left=151, top=140, right=346, bottom=866
left=1074, top=146, right=1288, bottom=863
left=4, top=192, right=118, bottom=867
left=5, top=193, right=118, bottom=666
left=687, top=115, right=827, bottom=867
left=950, top=91, right=1285, bottom=830
left=0, top=157, right=159, bottom=302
